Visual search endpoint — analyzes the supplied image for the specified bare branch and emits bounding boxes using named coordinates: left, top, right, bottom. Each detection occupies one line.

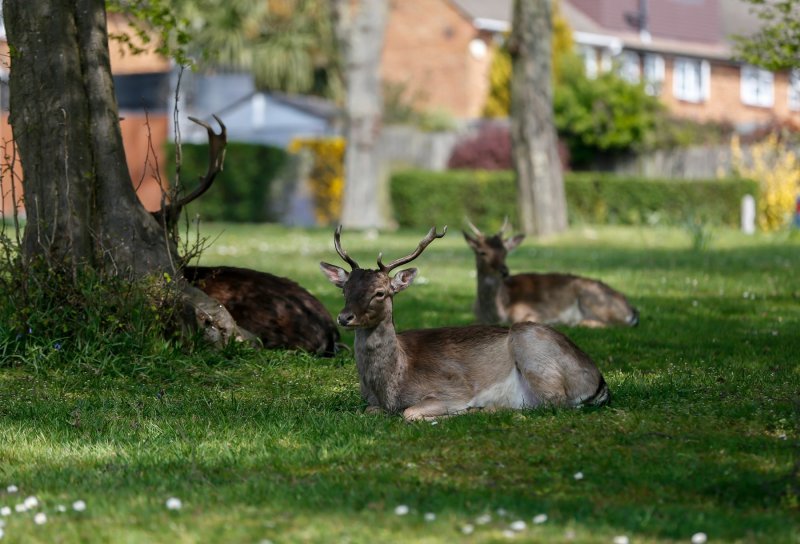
left=378, top=226, right=447, bottom=273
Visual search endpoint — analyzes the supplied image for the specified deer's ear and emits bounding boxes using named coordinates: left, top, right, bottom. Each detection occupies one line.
left=319, top=262, right=349, bottom=288
left=504, top=234, right=525, bottom=252
left=391, top=268, right=418, bottom=293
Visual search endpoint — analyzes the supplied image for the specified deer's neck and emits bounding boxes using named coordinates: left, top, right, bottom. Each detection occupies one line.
left=354, top=317, right=407, bottom=412
left=475, top=266, right=508, bottom=324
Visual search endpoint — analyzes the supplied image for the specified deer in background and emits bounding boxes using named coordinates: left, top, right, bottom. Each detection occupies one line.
left=464, top=219, right=639, bottom=328
left=320, top=226, right=609, bottom=421
left=184, top=265, right=340, bottom=356
left=162, top=115, right=339, bottom=355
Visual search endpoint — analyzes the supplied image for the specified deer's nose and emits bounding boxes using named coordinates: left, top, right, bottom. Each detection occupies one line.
left=338, top=312, right=356, bottom=327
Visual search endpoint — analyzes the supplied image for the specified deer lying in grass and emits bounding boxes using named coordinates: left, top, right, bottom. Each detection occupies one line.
left=165, top=116, right=339, bottom=355
left=184, top=265, right=340, bottom=357
left=319, top=226, right=609, bottom=421
left=464, top=219, right=639, bottom=328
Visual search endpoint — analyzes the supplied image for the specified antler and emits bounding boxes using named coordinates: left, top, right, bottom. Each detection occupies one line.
left=498, top=216, right=510, bottom=237
left=377, top=226, right=447, bottom=273
left=171, top=114, right=228, bottom=210
left=334, top=225, right=360, bottom=270
left=464, top=217, right=483, bottom=238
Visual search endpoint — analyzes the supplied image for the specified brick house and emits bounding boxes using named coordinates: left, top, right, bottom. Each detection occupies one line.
left=383, top=0, right=800, bottom=130
left=1, top=12, right=171, bottom=216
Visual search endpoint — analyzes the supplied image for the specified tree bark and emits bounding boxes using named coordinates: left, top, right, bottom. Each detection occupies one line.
left=509, top=0, right=568, bottom=236
left=4, top=0, right=251, bottom=346
left=333, top=0, right=390, bottom=230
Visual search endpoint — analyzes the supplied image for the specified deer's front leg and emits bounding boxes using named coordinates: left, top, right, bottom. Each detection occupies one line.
left=402, top=399, right=469, bottom=421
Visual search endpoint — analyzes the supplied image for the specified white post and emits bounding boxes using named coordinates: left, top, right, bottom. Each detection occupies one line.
left=741, top=194, right=755, bottom=235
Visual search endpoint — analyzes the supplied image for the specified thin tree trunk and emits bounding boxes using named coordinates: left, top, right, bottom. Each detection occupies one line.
left=510, top=0, right=568, bottom=236
left=333, top=0, right=390, bottom=229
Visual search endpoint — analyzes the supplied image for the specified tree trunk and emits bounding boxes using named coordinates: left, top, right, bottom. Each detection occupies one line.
left=509, top=0, right=568, bottom=236
left=4, top=0, right=250, bottom=346
left=333, top=0, right=390, bottom=230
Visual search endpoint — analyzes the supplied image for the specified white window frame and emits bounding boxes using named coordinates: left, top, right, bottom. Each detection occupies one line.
left=789, top=69, right=800, bottom=111
left=578, top=45, right=598, bottom=79
left=619, top=51, right=641, bottom=84
left=740, top=65, right=774, bottom=108
left=673, top=57, right=710, bottom=103
left=643, top=54, right=665, bottom=96
left=600, top=50, right=613, bottom=73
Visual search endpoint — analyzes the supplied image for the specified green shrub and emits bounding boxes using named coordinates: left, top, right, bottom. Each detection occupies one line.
left=165, top=142, right=288, bottom=223
left=391, top=169, right=758, bottom=228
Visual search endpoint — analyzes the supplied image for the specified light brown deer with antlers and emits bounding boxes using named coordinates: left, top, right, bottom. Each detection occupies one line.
left=464, top=219, right=639, bottom=328
left=319, top=226, right=609, bottom=421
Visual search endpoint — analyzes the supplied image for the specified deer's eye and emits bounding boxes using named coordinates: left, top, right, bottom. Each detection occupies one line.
left=374, top=290, right=386, bottom=299
left=478, top=251, right=487, bottom=257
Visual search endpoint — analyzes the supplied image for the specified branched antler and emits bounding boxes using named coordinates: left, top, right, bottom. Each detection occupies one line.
left=334, top=225, right=360, bottom=270
left=377, top=226, right=447, bottom=273
left=152, top=114, right=227, bottom=232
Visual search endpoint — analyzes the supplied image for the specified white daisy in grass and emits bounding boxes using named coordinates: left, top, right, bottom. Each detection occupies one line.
left=613, top=536, right=630, bottom=544
left=0, top=527, right=4, bottom=540
left=496, top=508, right=508, bottom=517
left=475, top=513, right=492, bottom=525
left=14, top=504, right=26, bottom=513
left=5, top=486, right=17, bottom=494
left=461, top=524, right=475, bottom=535
left=165, top=497, right=182, bottom=511
left=533, top=513, right=548, bottom=524
left=423, top=512, right=436, bottom=522
left=510, top=520, right=527, bottom=531
left=393, top=505, right=409, bottom=516
left=23, top=497, right=38, bottom=509
left=0, top=507, right=9, bottom=516
left=691, top=533, right=708, bottom=544
left=56, top=505, right=67, bottom=513
left=72, top=500, right=87, bottom=512
left=574, top=471, right=584, bottom=480
left=502, top=529, right=516, bottom=538
left=33, top=512, right=47, bottom=525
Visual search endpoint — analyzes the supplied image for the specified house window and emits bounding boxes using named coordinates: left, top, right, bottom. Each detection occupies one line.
left=578, top=45, right=598, bottom=79
left=619, top=51, right=641, bottom=84
left=643, top=54, right=665, bottom=95
left=600, top=50, right=613, bottom=73
left=673, top=57, right=710, bottom=103
left=790, top=70, right=800, bottom=111
left=740, top=65, right=774, bottom=108
left=113, top=72, right=170, bottom=111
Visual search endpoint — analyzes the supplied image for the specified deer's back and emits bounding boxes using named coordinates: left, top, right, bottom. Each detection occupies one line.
left=505, top=272, right=634, bottom=326
left=185, top=266, right=340, bottom=356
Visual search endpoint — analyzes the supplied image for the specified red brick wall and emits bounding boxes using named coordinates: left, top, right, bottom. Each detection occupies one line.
left=382, top=0, right=493, bottom=118
left=661, top=58, right=800, bottom=126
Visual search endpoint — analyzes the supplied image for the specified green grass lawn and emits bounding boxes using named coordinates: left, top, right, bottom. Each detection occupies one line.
left=0, top=224, right=798, bottom=543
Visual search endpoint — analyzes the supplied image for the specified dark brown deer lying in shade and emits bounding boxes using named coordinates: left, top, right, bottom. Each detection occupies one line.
left=184, top=265, right=340, bottom=356
left=463, top=219, right=639, bottom=328
left=319, top=226, right=609, bottom=421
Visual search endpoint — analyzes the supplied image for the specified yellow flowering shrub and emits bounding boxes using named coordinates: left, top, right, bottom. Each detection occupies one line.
left=288, top=137, right=345, bottom=225
left=731, top=134, right=800, bottom=231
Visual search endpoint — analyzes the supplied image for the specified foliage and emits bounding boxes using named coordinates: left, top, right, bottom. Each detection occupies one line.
left=731, top=134, right=800, bottom=231
left=0, top=223, right=799, bottom=542
left=553, top=55, right=663, bottom=168
left=447, top=124, right=513, bottom=170
left=166, top=142, right=288, bottom=223
left=288, top=137, right=345, bottom=225
left=107, top=0, right=194, bottom=66
left=733, top=0, right=800, bottom=71
left=483, top=0, right=573, bottom=117
left=112, top=0, right=341, bottom=97
left=391, top=169, right=757, bottom=229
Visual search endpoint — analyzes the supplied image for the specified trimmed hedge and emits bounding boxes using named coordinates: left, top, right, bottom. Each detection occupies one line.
left=391, top=169, right=758, bottom=229
left=165, top=142, right=288, bottom=222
